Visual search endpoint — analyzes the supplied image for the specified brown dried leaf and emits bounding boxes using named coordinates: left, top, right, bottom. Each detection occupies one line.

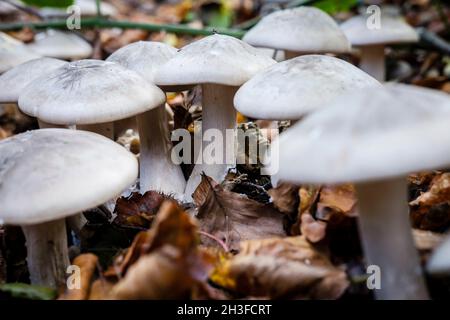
left=268, top=182, right=299, bottom=214
left=316, top=185, right=358, bottom=219
left=107, top=201, right=199, bottom=278
left=410, top=173, right=450, bottom=208
left=194, top=175, right=286, bottom=251
left=88, top=279, right=115, bottom=300
left=300, top=213, right=327, bottom=244
left=413, top=229, right=445, bottom=252
left=113, top=191, right=167, bottom=229
left=211, top=236, right=348, bottom=299
left=59, top=254, right=98, bottom=300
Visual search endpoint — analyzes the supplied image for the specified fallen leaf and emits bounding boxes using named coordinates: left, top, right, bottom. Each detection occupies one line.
left=300, top=213, right=327, bottom=244
left=413, top=229, right=445, bottom=252
left=211, top=236, right=348, bottom=299
left=316, top=185, right=358, bottom=219
left=59, top=254, right=98, bottom=300
left=194, top=175, right=286, bottom=251
left=88, top=279, right=115, bottom=300
left=268, top=182, right=300, bottom=215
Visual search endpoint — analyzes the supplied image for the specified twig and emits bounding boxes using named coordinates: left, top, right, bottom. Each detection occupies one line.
left=0, top=17, right=246, bottom=38
left=1, top=0, right=43, bottom=19
left=417, top=27, right=450, bottom=55
left=198, top=231, right=230, bottom=252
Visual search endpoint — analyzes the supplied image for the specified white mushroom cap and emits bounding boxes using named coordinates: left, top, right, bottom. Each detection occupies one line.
left=234, top=55, right=380, bottom=120
left=154, top=34, right=276, bottom=87
left=340, top=14, right=419, bottom=46
left=106, top=41, right=177, bottom=83
left=275, top=84, right=450, bottom=184
left=427, top=235, right=450, bottom=276
left=0, top=129, right=138, bottom=225
left=243, top=7, right=351, bottom=54
left=0, top=32, right=41, bottom=74
left=0, top=58, right=67, bottom=104
left=40, top=0, right=118, bottom=18
left=27, top=30, right=93, bottom=60
left=18, top=59, right=165, bottom=125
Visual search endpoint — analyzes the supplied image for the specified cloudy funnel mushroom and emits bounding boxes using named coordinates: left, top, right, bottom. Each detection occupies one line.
left=155, top=34, right=275, bottom=200
left=18, top=59, right=165, bottom=139
left=27, top=30, right=93, bottom=60
left=273, top=84, right=450, bottom=299
left=0, top=32, right=41, bottom=74
left=234, top=55, right=380, bottom=122
left=40, top=0, right=118, bottom=18
left=427, top=235, right=450, bottom=277
left=243, top=7, right=351, bottom=59
left=107, top=41, right=186, bottom=198
left=0, top=129, right=138, bottom=288
left=340, top=11, right=418, bottom=81
left=0, top=58, right=67, bottom=104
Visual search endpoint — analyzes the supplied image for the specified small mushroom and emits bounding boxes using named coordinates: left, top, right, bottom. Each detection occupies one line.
left=427, top=235, right=450, bottom=277
left=340, top=11, right=418, bottom=81
left=0, top=128, right=138, bottom=288
left=18, top=59, right=165, bottom=139
left=0, top=58, right=67, bottom=104
left=27, top=30, right=93, bottom=60
left=106, top=41, right=186, bottom=198
left=275, top=84, right=450, bottom=299
left=155, top=34, right=275, bottom=200
left=0, top=32, right=41, bottom=74
left=234, top=55, right=380, bottom=121
left=243, top=7, right=351, bottom=59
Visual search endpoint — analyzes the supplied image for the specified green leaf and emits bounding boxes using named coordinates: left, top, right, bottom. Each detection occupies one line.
left=313, top=0, right=359, bottom=14
left=0, top=283, right=57, bottom=300
left=21, top=0, right=75, bottom=9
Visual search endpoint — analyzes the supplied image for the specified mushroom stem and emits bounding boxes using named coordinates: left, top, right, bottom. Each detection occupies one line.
left=137, top=104, right=186, bottom=199
left=184, top=84, right=237, bottom=200
left=21, top=219, right=70, bottom=289
left=359, top=45, right=386, bottom=82
left=77, top=122, right=114, bottom=139
left=355, top=177, right=429, bottom=300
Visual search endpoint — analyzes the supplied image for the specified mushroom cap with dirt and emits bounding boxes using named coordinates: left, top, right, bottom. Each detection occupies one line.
left=0, top=128, right=138, bottom=288
left=243, top=7, right=351, bottom=58
left=106, top=41, right=186, bottom=198
left=18, top=59, right=165, bottom=137
left=0, top=32, right=41, bottom=74
left=234, top=55, right=381, bottom=121
left=155, top=34, right=276, bottom=200
left=0, top=57, right=67, bottom=104
left=340, top=12, right=418, bottom=81
left=26, top=30, right=93, bottom=60
left=273, top=84, right=450, bottom=299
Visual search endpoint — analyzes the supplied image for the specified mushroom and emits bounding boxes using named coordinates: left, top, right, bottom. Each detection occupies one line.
left=0, top=32, right=41, bottom=74
left=106, top=41, right=186, bottom=198
left=243, top=7, right=351, bottom=59
left=234, top=55, right=380, bottom=122
left=274, top=84, right=450, bottom=299
left=40, top=0, right=118, bottom=18
left=18, top=59, right=165, bottom=139
left=155, top=34, right=275, bottom=200
left=27, top=30, right=93, bottom=60
left=0, top=57, right=67, bottom=104
left=340, top=11, right=418, bottom=81
left=427, top=235, right=450, bottom=277
left=0, top=128, right=138, bottom=288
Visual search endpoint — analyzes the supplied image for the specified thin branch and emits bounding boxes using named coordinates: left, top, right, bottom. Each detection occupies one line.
left=0, top=17, right=246, bottom=38
left=417, top=27, right=450, bottom=55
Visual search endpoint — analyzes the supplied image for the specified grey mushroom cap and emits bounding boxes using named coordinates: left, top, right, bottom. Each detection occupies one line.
left=0, top=58, right=67, bottom=104
left=0, top=32, right=41, bottom=74
left=274, top=84, right=450, bottom=185
left=340, top=14, right=419, bottom=46
left=18, top=59, right=165, bottom=125
left=243, top=7, right=351, bottom=54
left=26, top=30, right=93, bottom=60
left=106, top=41, right=177, bottom=83
left=0, top=129, right=138, bottom=225
left=234, top=55, right=381, bottom=120
left=154, top=34, right=276, bottom=87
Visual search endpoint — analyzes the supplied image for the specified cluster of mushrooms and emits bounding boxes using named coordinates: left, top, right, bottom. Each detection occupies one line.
left=1, top=5, right=450, bottom=300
